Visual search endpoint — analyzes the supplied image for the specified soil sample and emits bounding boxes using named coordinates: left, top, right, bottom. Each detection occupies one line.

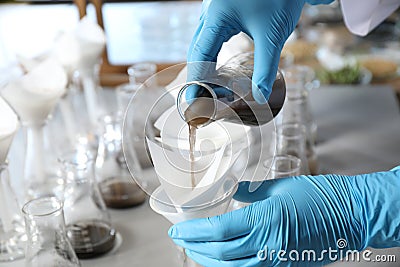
left=99, top=177, right=146, bottom=209
left=66, top=220, right=116, bottom=259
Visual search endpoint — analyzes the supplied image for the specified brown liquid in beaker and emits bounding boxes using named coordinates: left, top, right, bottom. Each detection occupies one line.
left=99, top=178, right=146, bottom=209
left=66, top=220, right=116, bottom=259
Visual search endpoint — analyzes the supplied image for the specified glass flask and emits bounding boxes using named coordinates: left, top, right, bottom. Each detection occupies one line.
left=0, top=162, right=25, bottom=262
left=274, top=123, right=310, bottom=175
left=59, top=151, right=116, bottom=259
left=280, top=65, right=319, bottom=174
left=55, top=71, right=99, bottom=155
left=263, top=155, right=301, bottom=179
left=177, top=62, right=286, bottom=127
left=96, top=113, right=146, bottom=209
left=22, top=197, right=80, bottom=267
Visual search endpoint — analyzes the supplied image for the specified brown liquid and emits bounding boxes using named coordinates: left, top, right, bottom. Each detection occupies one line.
left=99, top=178, right=146, bottom=209
left=66, top=220, right=116, bottom=259
left=187, top=117, right=211, bottom=189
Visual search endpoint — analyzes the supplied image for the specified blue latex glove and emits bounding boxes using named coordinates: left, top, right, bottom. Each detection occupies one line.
left=169, top=167, right=400, bottom=266
left=186, top=0, right=334, bottom=104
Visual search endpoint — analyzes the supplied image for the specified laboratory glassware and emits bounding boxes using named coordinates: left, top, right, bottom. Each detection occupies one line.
left=22, top=197, right=80, bottom=267
left=96, top=113, right=146, bottom=209
left=59, top=151, right=116, bottom=259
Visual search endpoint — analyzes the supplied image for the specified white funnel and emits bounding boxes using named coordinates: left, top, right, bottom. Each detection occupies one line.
left=1, top=58, right=67, bottom=124
left=147, top=105, right=250, bottom=207
left=0, top=97, right=19, bottom=164
left=150, top=181, right=237, bottom=224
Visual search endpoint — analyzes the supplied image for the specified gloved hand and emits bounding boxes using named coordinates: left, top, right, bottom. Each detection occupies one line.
left=186, top=0, right=334, bottom=104
left=169, top=167, right=400, bottom=266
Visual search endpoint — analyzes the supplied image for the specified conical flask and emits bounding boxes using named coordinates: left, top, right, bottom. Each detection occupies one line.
left=96, top=113, right=146, bottom=209
left=0, top=162, right=25, bottom=262
left=22, top=197, right=80, bottom=267
left=59, top=151, right=116, bottom=259
left=280, top=65, right=319, bottom=174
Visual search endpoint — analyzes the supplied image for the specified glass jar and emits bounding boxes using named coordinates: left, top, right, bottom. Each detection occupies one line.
left=96, top=113, right=146, bottom=209
left=22, top=197, right=80, bottom=267
left=59, top=151, right=116, bottom=259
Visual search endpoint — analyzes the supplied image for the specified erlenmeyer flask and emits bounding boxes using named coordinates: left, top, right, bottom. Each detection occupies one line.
left=22, top=197, right=80, bottom=267
left=263, top=155, right=301, bottom=179
left=96, top=113, right=146, bottom=209
left=0, top=162, right=25, bottom=262
left=59, top=151, right=116, bottom=259
left=274, top=123, right=310, bottom=175
left=280, top=65, right=319, bottom=174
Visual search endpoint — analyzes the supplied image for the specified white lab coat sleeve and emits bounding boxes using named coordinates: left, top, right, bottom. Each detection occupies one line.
left=341, top=0, right=400, bottom=36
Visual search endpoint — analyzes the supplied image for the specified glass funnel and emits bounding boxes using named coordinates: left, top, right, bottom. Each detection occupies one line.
left=59, top=151, right=116, bottom=259
left=22, top=197, right=80, bottom=267
left=96, top=113, right=146, bottom=209
left=0, top=162, right=25, bottom=262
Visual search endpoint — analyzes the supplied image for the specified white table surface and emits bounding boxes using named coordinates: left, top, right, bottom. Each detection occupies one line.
left=3, top=85, right=400, bottom=266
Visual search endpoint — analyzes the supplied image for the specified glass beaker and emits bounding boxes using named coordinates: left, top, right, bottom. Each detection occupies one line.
left=263, top=155, right=301, bottom=179
left=176, top=62, right=286, bottom=127
left=274, top=123, right=310, bottom=175
left=280, top=65, right=319, bottom=174
left=59, top=151, right=116, bottom=259
left=0, top=162, right=25, bottom=262
left=96, top=113, right=146, bottom=209
left=22, top=197, right=80, bottom=267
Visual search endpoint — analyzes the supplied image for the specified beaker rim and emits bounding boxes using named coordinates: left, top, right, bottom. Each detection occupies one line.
left=22, top=196, right=63, bottom=218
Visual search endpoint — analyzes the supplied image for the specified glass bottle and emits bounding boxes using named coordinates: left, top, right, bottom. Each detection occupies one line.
left=0, top=162, right=25, bottom=262
left=59, top=151, right=116, bottom=259
left=96, top=113, right=146, bottom=209
left=176, top=61, right=286, bottom=127
left=22, top=196, right=80, bottom=267
left=274, top=123, right=310, bottom=175
left=263, top=155, right=301, bottom=179
left=280, top=65, right=319, bottom=174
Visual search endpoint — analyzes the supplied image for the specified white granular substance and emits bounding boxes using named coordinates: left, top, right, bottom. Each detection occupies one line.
left=1, top=58, right=67, bottom=123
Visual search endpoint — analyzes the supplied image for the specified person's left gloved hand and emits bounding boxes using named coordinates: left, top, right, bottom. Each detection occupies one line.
left=186, top=0, right=334, bottom=103
left=169, top=167, right=400, bottom=266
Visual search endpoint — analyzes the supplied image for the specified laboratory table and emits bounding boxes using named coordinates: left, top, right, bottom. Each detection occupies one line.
left=3, top=85, right=400, bottom=267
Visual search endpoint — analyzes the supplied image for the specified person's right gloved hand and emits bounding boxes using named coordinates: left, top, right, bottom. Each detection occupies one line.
left=169, top=167, right=400, bottom=266
left=186, top=0, right=334, bottom=104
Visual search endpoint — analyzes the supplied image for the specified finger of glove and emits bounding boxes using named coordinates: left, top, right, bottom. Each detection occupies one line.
left=251, top=36, right=282, bottom=104
left=186, top=250, right=261, bottom=267
left=173, top=234, right=258, bottom=261
left=169, top=207, right=252, bottom=241
left=307, top=0, right=335, bottom=5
